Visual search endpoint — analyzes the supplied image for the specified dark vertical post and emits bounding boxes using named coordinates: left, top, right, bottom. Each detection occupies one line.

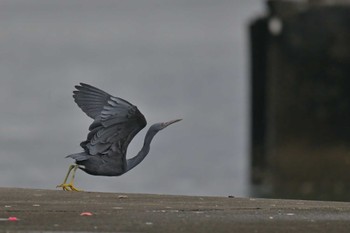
left=250, top=18, right=269, bottom=186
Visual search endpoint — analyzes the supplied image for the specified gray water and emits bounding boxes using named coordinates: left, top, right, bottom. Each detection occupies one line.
left=0, top=0, right=263, bottom=196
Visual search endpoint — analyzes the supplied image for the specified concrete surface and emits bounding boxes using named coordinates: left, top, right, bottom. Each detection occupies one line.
left=1, top=187, right=350, bottom=232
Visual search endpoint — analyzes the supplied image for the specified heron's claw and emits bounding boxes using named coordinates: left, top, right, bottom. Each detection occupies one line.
left=57, top=164, right=82, bottom=191
left=56, top=183, right=83, bottom=192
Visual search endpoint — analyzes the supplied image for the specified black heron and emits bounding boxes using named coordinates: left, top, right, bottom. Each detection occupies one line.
left=57, top=83, right=181, bottom=191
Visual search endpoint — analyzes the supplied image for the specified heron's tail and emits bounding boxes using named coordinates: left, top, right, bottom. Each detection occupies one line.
left=66, top=152, right=89, bottom=161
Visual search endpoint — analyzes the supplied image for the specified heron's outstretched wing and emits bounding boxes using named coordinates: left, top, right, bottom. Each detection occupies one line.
left=73, top=83, right=147, bottom=159
left=73, top=83, right=111, bottom=119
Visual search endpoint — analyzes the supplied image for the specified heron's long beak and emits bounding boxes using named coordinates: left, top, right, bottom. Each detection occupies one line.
left=164, top=119, right=182, bottom=127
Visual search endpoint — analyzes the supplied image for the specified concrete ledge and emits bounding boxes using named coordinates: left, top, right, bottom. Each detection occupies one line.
left=1, top=187, right=350, bottom=232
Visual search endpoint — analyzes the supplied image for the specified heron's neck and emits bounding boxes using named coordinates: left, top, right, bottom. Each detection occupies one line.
left=126, top=128, right=158, bottom=172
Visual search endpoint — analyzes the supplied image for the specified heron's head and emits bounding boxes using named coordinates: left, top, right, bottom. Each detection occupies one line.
left=150, top=119, right=182, bottom=131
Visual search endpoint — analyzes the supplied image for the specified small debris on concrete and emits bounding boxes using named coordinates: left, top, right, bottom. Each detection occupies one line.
left=228, top=195, right=235, bottom=198
left=145, top=222, right=153, bottom=225
left=118, top=195, right=128, bottom=199
left=4, top=205, right=11, bottom=208
left=112, top=207, right=123, bottom=210
left=33, top=204, right=40, bottom=207
left=8, top=217, right=19, bottom=221
left=80, top=212, right=93, bottom=216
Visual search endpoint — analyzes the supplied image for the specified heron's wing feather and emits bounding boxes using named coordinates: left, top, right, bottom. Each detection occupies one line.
left=73, top=83, right=111, bottom=119
left=74, top=83, right=147, bottom=159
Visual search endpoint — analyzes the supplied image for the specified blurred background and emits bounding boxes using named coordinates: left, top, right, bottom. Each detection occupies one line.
left=0, top=0, right=263, bottom=197
left=250, top=0, right=350, bottom=201
left=2, top=0, right=350, bottom=201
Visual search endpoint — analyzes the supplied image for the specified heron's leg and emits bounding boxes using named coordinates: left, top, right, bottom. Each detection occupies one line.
left=56, top=165, right=83, bottom=191
left=66, top=165, right=82, bottom=192
left=56, top=164, right=75, bottom=191
left=61, top=165, right=75, bottom=184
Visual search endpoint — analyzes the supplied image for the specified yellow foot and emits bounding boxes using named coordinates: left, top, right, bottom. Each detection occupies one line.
left=56, top=183, right=83, bottom=192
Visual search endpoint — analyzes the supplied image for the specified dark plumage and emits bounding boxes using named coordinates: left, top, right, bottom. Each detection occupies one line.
left=57, top=83, right=181, bottom=191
